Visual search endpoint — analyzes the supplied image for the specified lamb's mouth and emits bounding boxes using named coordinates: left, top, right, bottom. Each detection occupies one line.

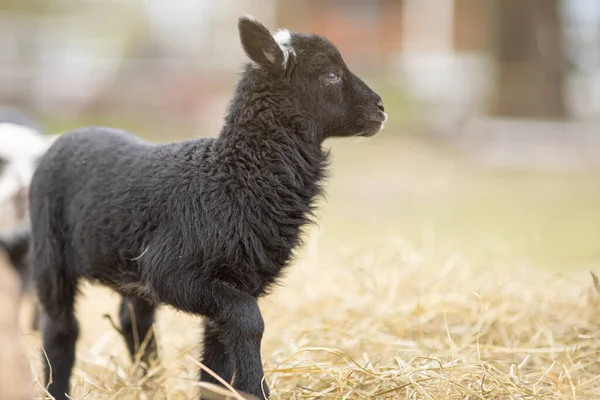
left=359, top=120, right=385, bottom=137
left=362, top=111, right=387, bottom=132
left=368, top=111, right=388, bottom=124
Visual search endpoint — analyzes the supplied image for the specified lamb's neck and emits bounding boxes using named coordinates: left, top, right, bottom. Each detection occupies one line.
left=205, top=106, right=329, bottom=276
left=220, top=111, right=326, bottom=169
left=215, top=111, right=329, bottom=201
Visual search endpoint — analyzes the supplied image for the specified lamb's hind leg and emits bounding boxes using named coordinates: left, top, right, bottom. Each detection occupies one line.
left=36, top=270, right=79, bottom=400
left=119, top=296, right=158, bottom=369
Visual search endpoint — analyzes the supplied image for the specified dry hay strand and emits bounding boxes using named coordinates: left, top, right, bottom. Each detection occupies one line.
left=257, top=236, right=600, bottom=399
left=23, top=234, right=600, bottom=399
left=0, top=248, right=33, bottom=400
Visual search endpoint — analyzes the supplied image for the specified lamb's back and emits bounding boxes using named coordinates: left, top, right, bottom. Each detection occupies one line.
left=30, top=127, right=213, bottom=277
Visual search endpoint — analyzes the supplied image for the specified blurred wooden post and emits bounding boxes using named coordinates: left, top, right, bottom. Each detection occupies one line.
left=0, top=249, right=32, bottom=400
left=378, top=0, right=404, bottom=74
left=401, top=0, right=454, bottom=52
left=490, top=0, right=567, bottom=119
left=452, top=0, right=491, bottom=53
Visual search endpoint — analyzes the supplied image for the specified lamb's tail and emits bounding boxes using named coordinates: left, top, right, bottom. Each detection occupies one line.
left=0, top=223, right=31, bottom=281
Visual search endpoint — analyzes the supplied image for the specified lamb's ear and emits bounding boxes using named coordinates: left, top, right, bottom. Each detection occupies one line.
left=238, top=16, right=290, bottom=73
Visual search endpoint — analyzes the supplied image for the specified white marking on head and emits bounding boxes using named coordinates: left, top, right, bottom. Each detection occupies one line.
left=273, top=29, right=291, bottom=47
left=273, top=29, right=294, bottom=68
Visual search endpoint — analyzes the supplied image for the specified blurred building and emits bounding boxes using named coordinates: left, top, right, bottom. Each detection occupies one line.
left=0, top=0, right=599, bottom=135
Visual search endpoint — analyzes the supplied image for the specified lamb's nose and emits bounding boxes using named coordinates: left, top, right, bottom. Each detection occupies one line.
left=376, top=99, right=385, bottom=112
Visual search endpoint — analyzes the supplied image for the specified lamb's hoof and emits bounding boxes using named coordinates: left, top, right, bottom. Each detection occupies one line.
left=198, top=382, right=267, bottom=400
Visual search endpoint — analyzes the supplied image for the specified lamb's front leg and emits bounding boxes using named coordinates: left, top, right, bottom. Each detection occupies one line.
left=156, top=280, right=269, bottom=399
left=213, top=298, right=269, bottom=399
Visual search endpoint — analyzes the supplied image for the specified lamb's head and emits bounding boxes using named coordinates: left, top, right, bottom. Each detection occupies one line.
left=238, top=16, right=387, bottom=139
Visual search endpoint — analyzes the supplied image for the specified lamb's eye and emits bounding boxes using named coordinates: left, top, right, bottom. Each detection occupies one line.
left=323, top=71, right=341, bottom=84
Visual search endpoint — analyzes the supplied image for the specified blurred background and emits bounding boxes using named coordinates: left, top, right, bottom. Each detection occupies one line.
left=1, top=0, right=600, bottom=270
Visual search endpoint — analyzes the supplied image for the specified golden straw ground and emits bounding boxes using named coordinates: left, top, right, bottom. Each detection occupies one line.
left=20, top=229, right=600, bottom=399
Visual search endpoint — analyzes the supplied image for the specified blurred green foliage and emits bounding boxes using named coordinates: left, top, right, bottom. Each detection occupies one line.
left=319, top=140, right=600, bottom=271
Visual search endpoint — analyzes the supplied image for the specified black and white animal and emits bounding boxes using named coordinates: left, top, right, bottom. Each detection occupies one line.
left=0, top=108, right=55, bottom=225
left=27, top=16, right=386, bottom=400
left=0, top=108, right=55, bottom=331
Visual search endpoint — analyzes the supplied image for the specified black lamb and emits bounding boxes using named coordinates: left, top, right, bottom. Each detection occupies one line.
left=28, top=16, right=387, bottom=400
